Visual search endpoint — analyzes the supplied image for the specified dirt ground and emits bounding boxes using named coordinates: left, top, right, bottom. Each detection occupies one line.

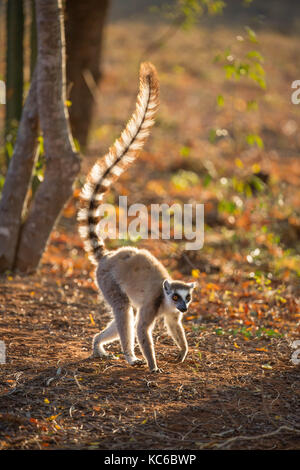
left=0, top=266, right=299, bottom=450
left=1, top=20, right=300, bottom=450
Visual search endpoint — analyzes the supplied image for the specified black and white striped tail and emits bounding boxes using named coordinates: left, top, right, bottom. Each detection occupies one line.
left=78, top=62, right=160, bottom=265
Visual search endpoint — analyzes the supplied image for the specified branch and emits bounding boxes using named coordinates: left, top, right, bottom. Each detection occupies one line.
left=213, top=425, right=300, bottom=449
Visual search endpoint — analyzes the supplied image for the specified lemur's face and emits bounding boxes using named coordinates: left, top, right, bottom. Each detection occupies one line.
left=163, top=280, right=196, bottom=313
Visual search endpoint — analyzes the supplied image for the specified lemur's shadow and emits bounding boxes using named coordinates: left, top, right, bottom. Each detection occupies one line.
left=0, top=350, right=176, bottom=403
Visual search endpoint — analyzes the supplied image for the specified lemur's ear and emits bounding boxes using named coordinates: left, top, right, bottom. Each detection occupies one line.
left=163, top=279, right=171, bottom=293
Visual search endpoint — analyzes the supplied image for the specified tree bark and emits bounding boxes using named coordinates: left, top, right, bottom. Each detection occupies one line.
left=0, top=71, right=39, bottom=272
left=15, top=0, right=80, bottom=272
left=5, top=0, right=24, bottom=166
left=30, top=0, right=38, bottom=78
left=65, top=0, right=109, bottom=149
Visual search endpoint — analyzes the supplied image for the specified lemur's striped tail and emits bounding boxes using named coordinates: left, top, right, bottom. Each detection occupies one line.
left=78, top=62, right=159, bottom=265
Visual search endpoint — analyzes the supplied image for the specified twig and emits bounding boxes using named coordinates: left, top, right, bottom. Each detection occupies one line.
left=132, top=427, right=201, bottom=443
left=152, top=409, right=184, bottom=439
left=82, top=69, right=102, bottom=105
left=213, top=425, right=300, bottom=449
left=69, top=405, right=75, bottom=418
left=73, top=374, right=82, bottom=390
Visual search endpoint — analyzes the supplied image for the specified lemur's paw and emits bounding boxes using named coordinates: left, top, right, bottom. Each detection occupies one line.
left=103, top=353, right=119, bottom=360
left=131, top=358, right=145, bottom=366
left=150, top=367, right=163, bottom=373
left=126, top=356, right=145, bottom=366
left=175, top=351, right=188, bottom=363
left=91, top=352, right=119, bottom=360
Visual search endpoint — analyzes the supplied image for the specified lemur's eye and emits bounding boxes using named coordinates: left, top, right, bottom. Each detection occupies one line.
left=186, top=294, right=191, bottom=302
left=172, top=294, right=179, bottom=301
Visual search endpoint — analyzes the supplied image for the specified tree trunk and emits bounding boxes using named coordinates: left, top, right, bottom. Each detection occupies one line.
left=0, top=72, right=39, bottom=272
left=30, top=0, right=38, bottom=78
left=65, top=0, right=109, bottom=150
left=5, top=0, right=24, bottom=166
left=14, top=0, right=80, bottom=273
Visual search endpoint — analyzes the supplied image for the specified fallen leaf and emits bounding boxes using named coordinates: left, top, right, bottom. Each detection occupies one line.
left=191, top=269, right=200, bottom=278
left=206, top=283, right=220, bottom=290
left=47, top=414, right=60, bottom=421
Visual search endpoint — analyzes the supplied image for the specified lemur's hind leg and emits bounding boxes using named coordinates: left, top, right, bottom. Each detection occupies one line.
left=92, top=320, right=119, bottom=359
left=113, top=304, right=144, bottom=365
left=95, top=272, right=143, bottom=365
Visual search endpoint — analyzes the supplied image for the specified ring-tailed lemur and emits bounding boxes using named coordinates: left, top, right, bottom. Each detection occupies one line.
left=78, top=62, right=196, bottom=372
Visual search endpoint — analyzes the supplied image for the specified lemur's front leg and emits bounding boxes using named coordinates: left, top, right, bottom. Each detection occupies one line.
left=164, top=313, right=188, bottom=363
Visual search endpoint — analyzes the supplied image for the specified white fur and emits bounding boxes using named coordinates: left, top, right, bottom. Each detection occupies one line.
left=111, top=165, right=124, bottom=176
left=90, top=163, right=102, bottom=182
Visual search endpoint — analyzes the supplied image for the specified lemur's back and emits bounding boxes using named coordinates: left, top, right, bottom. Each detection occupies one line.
left=97, top=247, right=169, bottom=308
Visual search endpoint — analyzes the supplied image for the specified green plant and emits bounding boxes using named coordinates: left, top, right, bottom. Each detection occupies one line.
left=212, top=25, right=266, bottom=152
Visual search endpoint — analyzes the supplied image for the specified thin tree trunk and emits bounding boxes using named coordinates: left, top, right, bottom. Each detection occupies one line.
left=5, top=0, right=24, bottom=166
left=0, top=71, right=39, bottom=272
left=15, top=0, right=80, bottom=273
left=30, top=0, right=37, bottom=78
left=65, top=0, right=109, bottom=149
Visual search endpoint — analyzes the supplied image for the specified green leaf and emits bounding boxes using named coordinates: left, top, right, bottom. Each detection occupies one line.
left=250, top=175, right=265, bottom=192
left=245, top=26, right=258, bottom=43
left=203, top=174, right=212, bottom=187
left=218, top=200, right=237, bottom=214
left=215, top=327, right=225, bottom=336
left=209, top=128, right=217, bottom=143
left=217, top=94, right=225, bottom=107
left=73, top=137, right=81, bottom=152
left=224, top=64, right=236, bottom=79
left=180, top=145, right=191, bottom=157
left=171, top=169, right=199, bottom=190
left=37, top=135, right=44, bottom=155
left=246, top=50, right=264, bottom=63
left=0, top=174, right=5, bottom=193
left=246, top=134, right=264, bottom=149
left=237, top=63, right=250, bottom=77
left=213, top=53, right=222, bottom=63
left=254, top=62, right=265, bottom=77
left=247, top=100, right=258, bottom=111
left=207, top=0, right=226, bottom=16
left=5, top=141, right=14, bottom=158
